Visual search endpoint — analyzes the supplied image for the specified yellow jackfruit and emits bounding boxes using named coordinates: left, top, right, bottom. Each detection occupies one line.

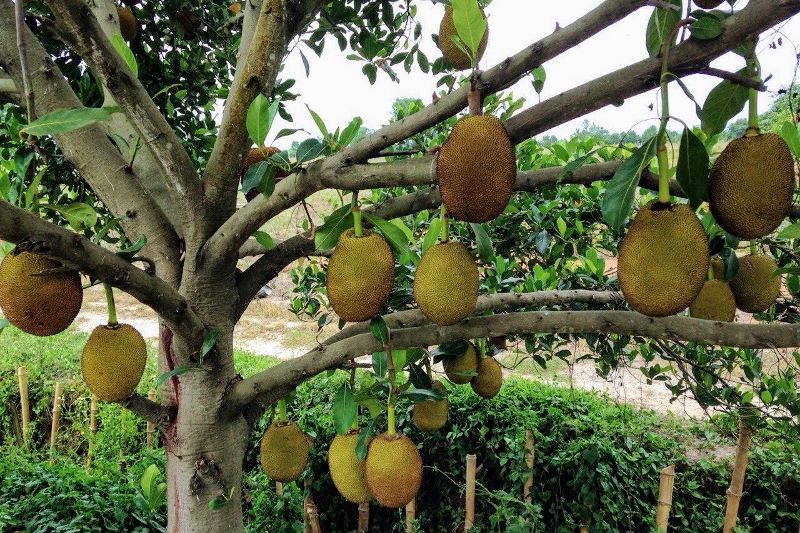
left=412, top=381, right=448, bottom=432
left=260, top=420, right=311, bottom=482
left=437, top=115, right=517, bottom=222
left=328, top=431, right=373, bottom=504
left=689, top=279, right=736, bottom=322
left=81, top=323, right=146, bottom=401
left=326, top=229, right=395, bottom=323
left=471, top=356, right=502, bottom=399
left=709, top=132, right=794, bottom=239
left=413, top=242, right=478, bottom=325
left=365, top=433, right=422, bottom=508
left=443, top=342, right=478, bottom=384
left=730, top=254, right=781, bottom=313
left=438, top=6, right=488, bottom=70
left=618, top=201, right=709, bottom=317
left=0, top=251, right=83, bottom=336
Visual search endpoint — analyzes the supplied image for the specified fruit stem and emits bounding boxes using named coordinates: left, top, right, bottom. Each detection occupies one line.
left=750, top=241, right=757, bottom=255
left=385, top=341, right=397, bottom=435
left=746, top=55, right=761, bottom=135
left=387, top=402, right=396, bottom=435
left=276, top=399, right=287, bottom=421
left=353, top=205, right=363, bottom=237
left=708, top=264, right=714, bottom=281
left=439, top=203, right=448, bottom=243
left=103, top=283, right=118, bottom=326
left=657, top=146, right=670, bottom=203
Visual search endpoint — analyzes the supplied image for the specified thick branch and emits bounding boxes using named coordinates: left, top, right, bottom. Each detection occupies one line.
left=46, top=0, right=202, bottom=232
left=0, top=199, right=204, bottom=343
left=119, top=392, right=175, bottom=429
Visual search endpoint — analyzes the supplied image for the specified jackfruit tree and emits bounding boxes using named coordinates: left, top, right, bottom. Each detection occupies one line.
left=1, top=0, right=799, bottom=531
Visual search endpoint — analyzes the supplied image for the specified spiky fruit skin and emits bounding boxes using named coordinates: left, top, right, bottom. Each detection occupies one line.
left=689, top=280, right=736, bottom=322
left=694, top=0, right=724, bottom=8
left=81, top=324, right=146, bottom=401
left=618, top=202, right=709, bottom=317
left=365, top=433, right=422, bottom=508
left=471, top=356, right=502, bottom=399
left=117, top=6, right=137, bottom=41
left=242, top=147, right=287, bottom=201
left=326, top=229, right=395, bottom=322
left=413, top=242, right=479, bottom=325
left=0, top=251, right=82, bottom=336
left=328, top=432, right=373, bottom=503
left=412, top=381, right=448, bottom=432
left=438, top=6, right=488, bottom=70
left=709, top=133, right=794, bottom=239
left=443, top=342, right=478, bottom=384
left=260, top=420, right=311, bottom=482
left=730, top=255, right=781, bottom=313
left=437, top=115, right=516, bottom=222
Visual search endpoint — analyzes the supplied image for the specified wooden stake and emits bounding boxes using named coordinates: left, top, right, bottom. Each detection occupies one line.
left=358, top=502, right=369, bottom=532
left=405, top=498, right=415, bottom=533
left=723, top=417, right=753, bottom=533
left=465, top=454, right=476, bottom=531
left=87, top=394, right=99, bottom=469
left=579, top=527, right=589, bottom=533
left=655, top=464, right=675, bottom=532
left=524, top=430, right=535, bottom=503
left=17, top=367, right=29, bottom=446
left=146, top=389, right=156, bottom=448
left=275, top=481, right=283, bottom=496
left=49, top=382, right=64, bottom=461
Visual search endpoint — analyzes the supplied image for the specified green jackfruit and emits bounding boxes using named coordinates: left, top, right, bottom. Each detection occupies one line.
left=689, top=280, right=736, bottom=322
left=471, top=356, right=502, bottom=399
left=443, top=342, right=478, bottom=384
left=730, top=254, right=781, bottom=313
left=81, top=324, right=146, bottom=401
left=260, top=420, right=311, bottom=482
left=438, top=6, right=488, bottom=70
left=709, top=132, right=794, bottom=239
left=437, top=115, right=516, bottom=222
left=618, top=201, right=709, bottom=317
left=0, top=251, right=83, bottom=336
left=412, top=381, right=448, bottom=432
left=365, top=433, right=422, bottom=508
left=413, top=242, right=478, bottom=325
left=326, top=229, right=395, bottom=323
left=328, top=431, right=373, bottom=503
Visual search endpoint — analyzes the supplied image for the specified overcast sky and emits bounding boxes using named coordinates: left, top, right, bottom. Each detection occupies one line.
left=264, top=1, right=800, bottom=146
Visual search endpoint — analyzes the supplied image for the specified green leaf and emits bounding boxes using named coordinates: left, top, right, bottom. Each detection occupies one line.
left=760, top=389, right=772, bottom=405
left=355, top=418, right=377, bottom=460
left=779, top=121, right=800, bottom=158
left=645, top=0, right=681, bottom=58
left=400, top=387, right=446, bottom=401
left=306, top=105, right=329, bottom=141
left=363, top=213, right=410, bottom=257
left=369, top=316, right=389, bottom=344
left=140, top=464, right=158, bottom=498
left=208, top=497, right=227, bottom=510
left=531, top=65, right=546, bottom=95
left=469, top=223, right=494, bottom=262
left=450, top=0, right=486, bottom=61
left=110, top=35, right=138, bottom=77
left=314, top=205, right=354, bottom=251
left=676, top=128, right=710, bottom=209
left=24, top=165, right=47, bottom=209
left=688, top=14, right=723, bottom=40
left=362, top=63, right=377, bottom=84
left=700, top=70, right=751, bottom=136
left=296, top=138, right=324, bottom=163
left=601, top=136, right=658, bottom=233
left=777, top=223, right=800, bottom=240
left=246, top=95, right=278, bottom=147
left=241, top=160, right=269, bottom=193
left=200, top=330, right=218, bottom=361
left=333, top=382, right=357, bottom=434
left=22, top=107, right=114, bottom=136
left=274, top=128, right=303, bottom=140
left=155, top=365, right=196, bottom=386
left=339, top=117, right=364, bottom=147
left=254, top=230, right=274, bottom=250
left=421, top=219, right=442, bottom=252
left=372, top=351, right=387, bottom=378
left=43, top=202, right=98, bottom=230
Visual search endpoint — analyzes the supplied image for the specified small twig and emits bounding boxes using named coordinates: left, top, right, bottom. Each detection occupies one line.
left=695, top=67, right=768, bottom=91
left=14, top=0, right=34, bottom=119
left=300, top=200, right=315, bottom=236
left=376, top=149, right=425, bottom=157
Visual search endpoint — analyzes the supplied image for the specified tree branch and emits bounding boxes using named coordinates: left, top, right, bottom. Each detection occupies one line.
left=119, top=392, right=175, bottom=429
left=0, top=199, right=204, bottom=343
left=46, top=0, right=202, bottom=233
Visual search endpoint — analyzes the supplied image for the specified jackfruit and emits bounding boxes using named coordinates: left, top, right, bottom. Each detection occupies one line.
left=81, top=323, right=146, bottom=401
left=438, top=6, right=488, bottom=70
left=709, top=132, right=794, bottom=239
left=412, top=381, right=448, bottom=432
left=617, top=201, right=709, bottom=317
left=0, top=251, right=83, bottom=336
left=413, top=242, right=478, bottom=325
left=689, top=280, right=736, bottom=322
left=443, top=342, right=478, bottom=384
left=437, top=115, right=516, bottom=222
left=242, top=146, right=288, bottom=201
left=365, top=433, right=422, bottom=508
left=260, top=420, right=311, bottom=482
left=471, top=356, right=502, bottom=399
left=326, top=229, right=395, bottom=322
left=730, top=254, right=781, bottom=313
left=117, top=6, right=137, bottom=41
left=328, top=431, right=373, bottom=503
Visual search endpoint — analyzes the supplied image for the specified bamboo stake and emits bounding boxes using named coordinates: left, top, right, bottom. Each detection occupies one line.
left=358, top=502, right=369, bottom=532
left=146, top=389, right=156, bottom=448
left=723, top=417, right=753, bottom=533
left=405, top=498, right=415, bottom=533
left=49, top=382, right=64, bottom=461
left=17, top=366, right=29, bottom=446
left=524, top=430, right=535, bottom=503
left=276, top=481, right=284, bottom=496
left=655, top=464, right=676, bottom=532
left=86, top=394, right=99, bottom=469
left=465, top=454, right=476, bottom=531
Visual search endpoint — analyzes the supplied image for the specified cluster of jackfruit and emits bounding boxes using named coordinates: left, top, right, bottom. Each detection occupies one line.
left=441, top=341, right=503, bottom=398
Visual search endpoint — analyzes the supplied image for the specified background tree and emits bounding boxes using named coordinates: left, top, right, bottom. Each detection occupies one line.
left=1, top=0, right=799, bottom=531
